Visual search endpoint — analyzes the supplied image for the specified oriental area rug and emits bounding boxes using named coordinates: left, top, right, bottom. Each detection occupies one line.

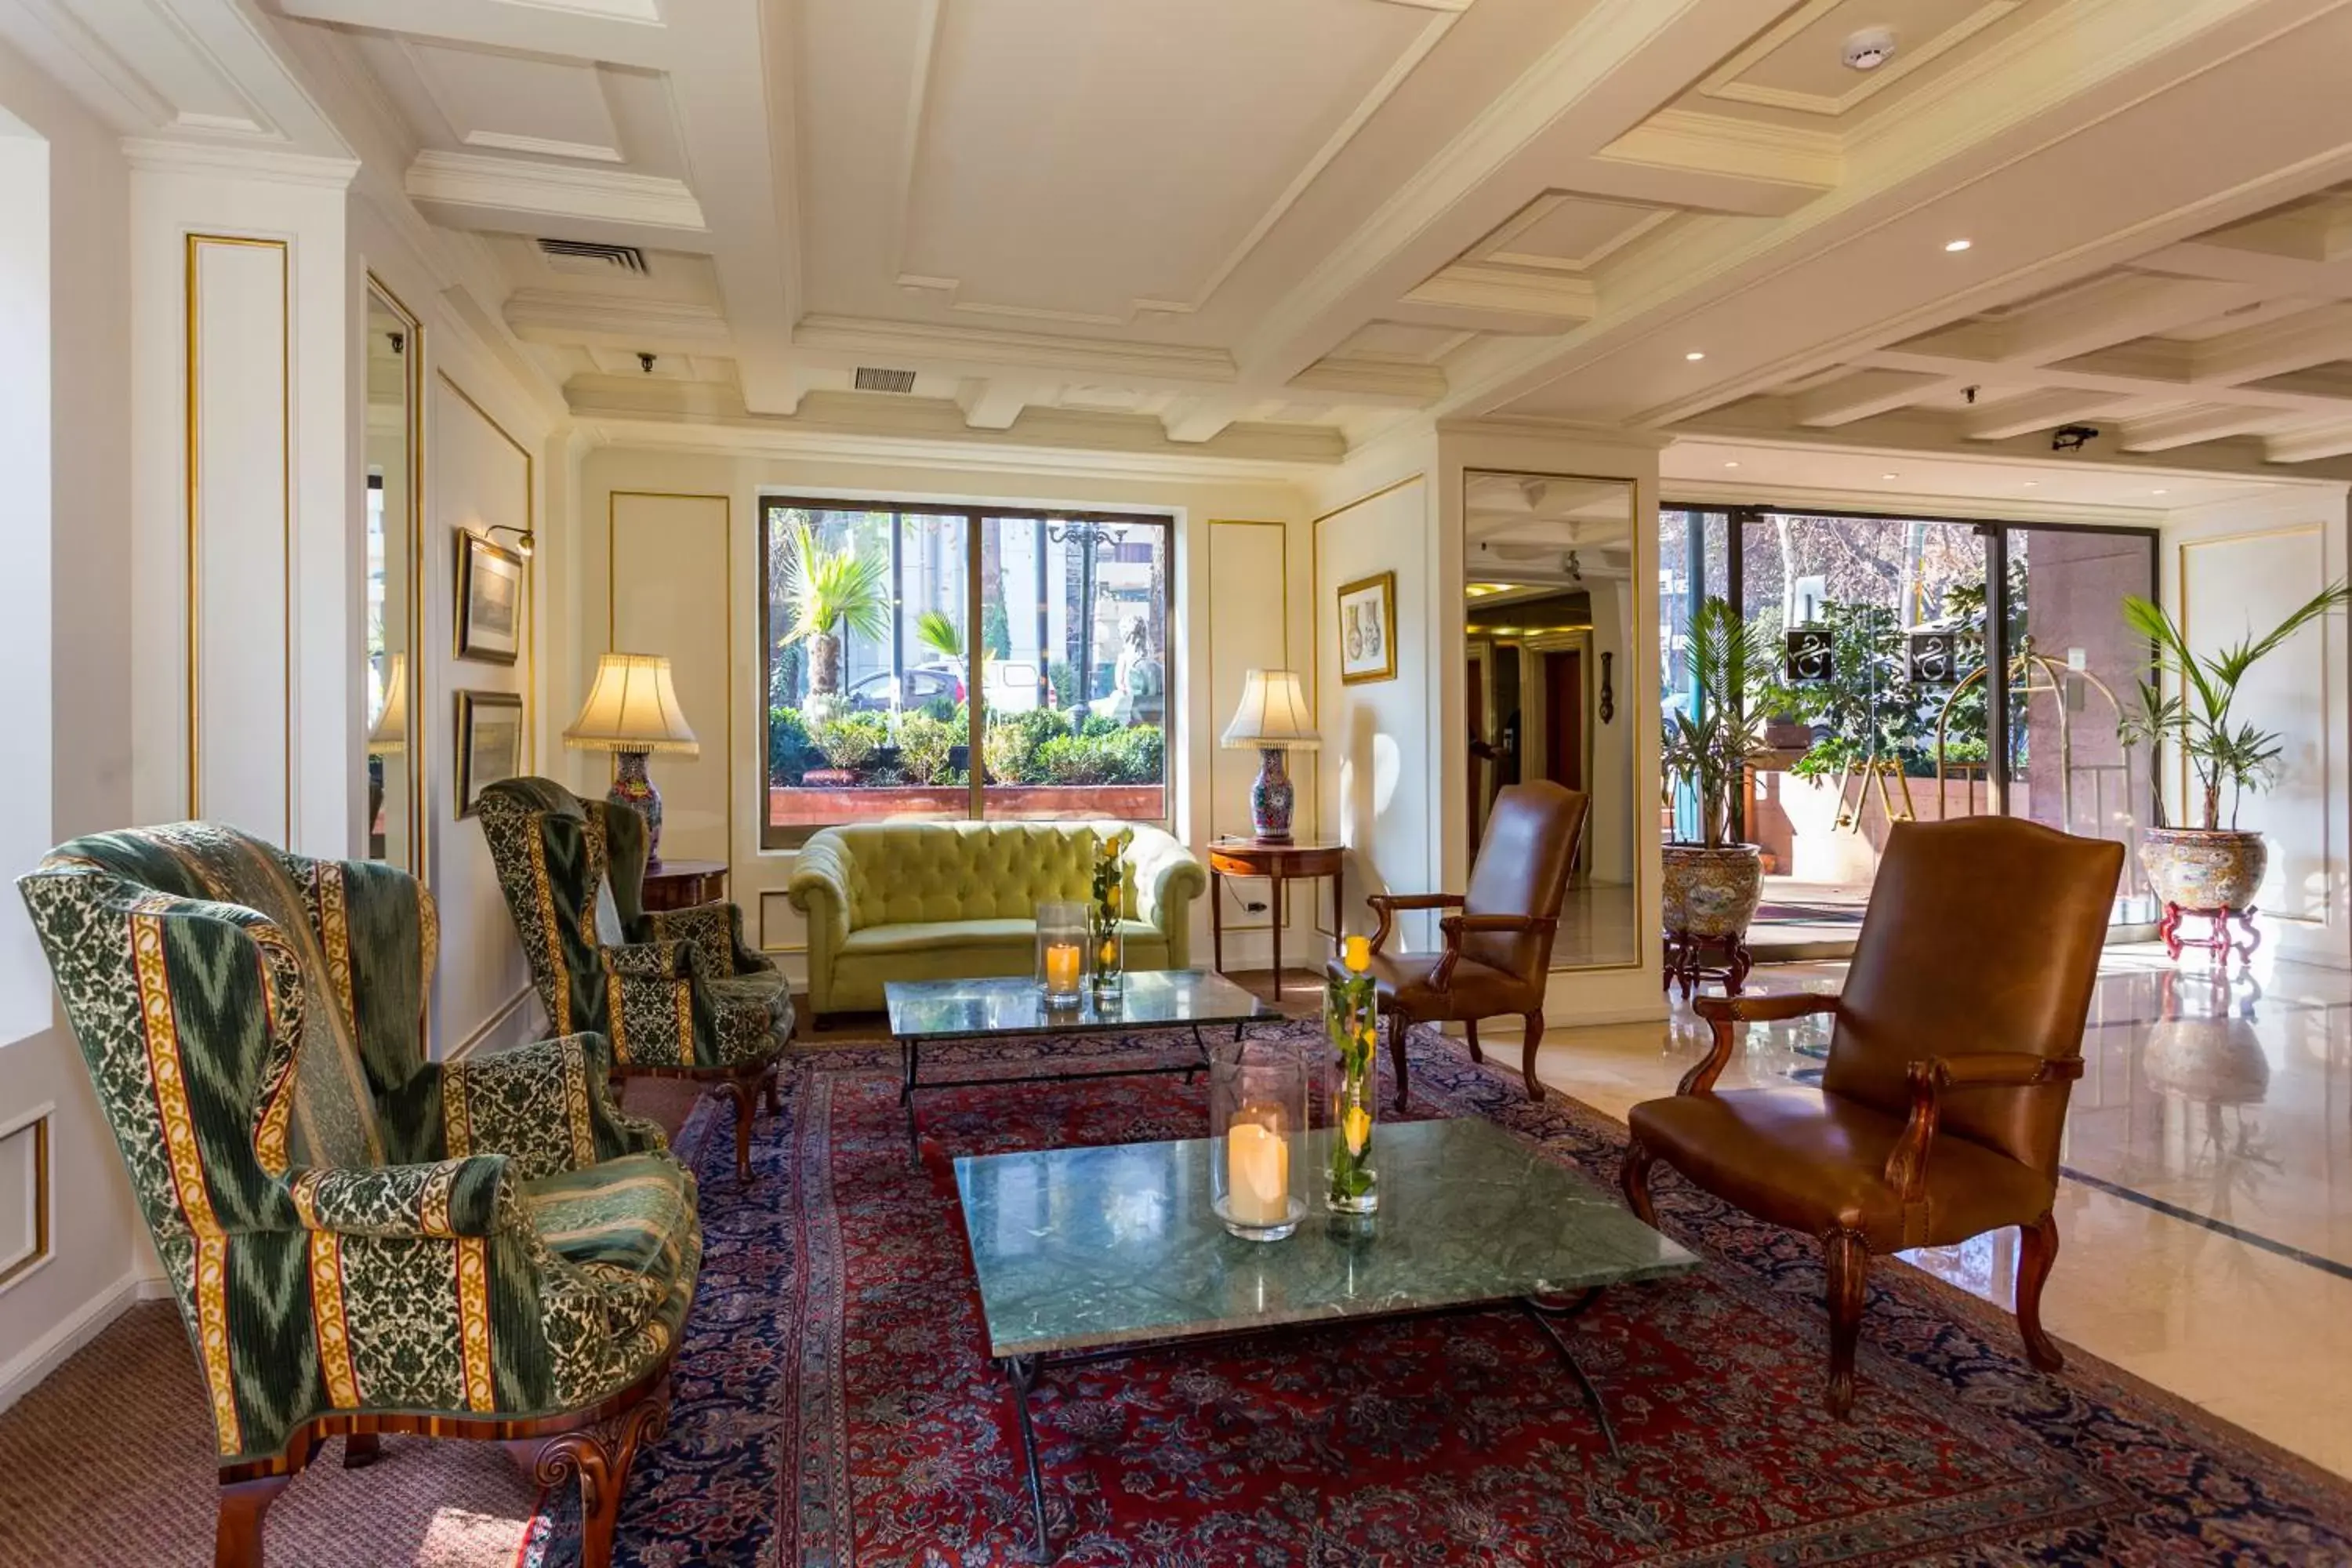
left=514, top=1023, right=2352, bottom=1568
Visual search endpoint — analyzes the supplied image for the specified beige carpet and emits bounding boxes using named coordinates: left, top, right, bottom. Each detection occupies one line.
left=0, top=1076, right=710, bottom=1568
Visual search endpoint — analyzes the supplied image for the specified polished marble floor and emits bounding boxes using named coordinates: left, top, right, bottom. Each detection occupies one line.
left=1534, top=942, right=2352, bottom=1479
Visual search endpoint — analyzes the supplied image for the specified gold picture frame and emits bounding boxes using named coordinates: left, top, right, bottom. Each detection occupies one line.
left=454, top=689, right=523, bottom=817
left=456, top=531, right=523, bottom=665
left=1338, top=571, right=1398, bottom=685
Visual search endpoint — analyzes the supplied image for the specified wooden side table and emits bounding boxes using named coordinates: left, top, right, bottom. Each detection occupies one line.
left=641, top=858, right=729, bottom=913
left=1207, top=839, right=1344, bottom=999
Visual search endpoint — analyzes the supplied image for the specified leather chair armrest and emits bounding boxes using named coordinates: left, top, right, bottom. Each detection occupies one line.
left=1432, top=913, right=1556, bottom=987
left=1365, top=891, right=1464, bottom=954
left=1883, top=1053, right=2084, bottom=1201
left=1679, top=991, right=1841, bottom=1095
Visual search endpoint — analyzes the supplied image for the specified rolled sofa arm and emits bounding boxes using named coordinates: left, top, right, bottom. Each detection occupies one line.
left=1126, top=826, right=1206, bottom=968
left=288, top=1155, right=516, bottom=1240
left=786, top=829, right=856, bottom=1014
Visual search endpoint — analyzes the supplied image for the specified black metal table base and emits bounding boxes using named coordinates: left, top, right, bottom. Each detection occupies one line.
left=993, top=1289, right=1622, bottom=1563
left=897, top=1021, right=1244, bottom=1148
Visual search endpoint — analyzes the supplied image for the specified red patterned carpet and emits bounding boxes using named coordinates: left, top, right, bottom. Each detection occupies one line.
left=524, top=1023, right=2352, bottom=1566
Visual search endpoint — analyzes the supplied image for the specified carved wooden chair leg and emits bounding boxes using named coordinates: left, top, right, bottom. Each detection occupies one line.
left=1822, top=1228, right=1871, bottom=1420
left=214, top=1472, right=291, bottom=1568
left=1387, top=1010, right=1412, bottom=1112
left=1462, top=1017, right=1483, bottom=1064
left=762, top=1067, right=782, bottom=1116
left=1619, top=1137, right=1657, bottom=1227
left=341, top=1432, right=382, bottom=1468
left=1519, top=1011, right=1546, bottom=1102
left=510, top=1384, right=669, bottom=1568
left=2015, top=1210, right=2066, bottom=1372
left=724, top=1073, right=759, bottom=1181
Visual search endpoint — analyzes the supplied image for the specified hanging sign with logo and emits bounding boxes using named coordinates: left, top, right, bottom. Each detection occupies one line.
left=1784, top=626, right=1835, bottom=684
left=1907, top=629, right=1964, bottom=685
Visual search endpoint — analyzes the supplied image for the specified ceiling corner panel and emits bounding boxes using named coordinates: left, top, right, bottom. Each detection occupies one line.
left=405, top=42, right=626, bottom=162
left=895, top=0, right=1444, bottom=325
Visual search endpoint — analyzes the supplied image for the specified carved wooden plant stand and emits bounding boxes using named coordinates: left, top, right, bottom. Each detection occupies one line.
left=2158, top=902, right=2259, bottom=967
left=212, top=1361, right=674, bottom=1568
left=1662, top=927, right=1751, bottom=1000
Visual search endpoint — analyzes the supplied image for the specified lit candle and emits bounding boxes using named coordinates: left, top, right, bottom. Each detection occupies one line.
left=1044, top=942, right=1082, bottom=996
left=1226, top=1102, right=1289, bottom=1225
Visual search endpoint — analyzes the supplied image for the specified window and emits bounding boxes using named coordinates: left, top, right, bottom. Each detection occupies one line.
left=761, top=499, right=1171, bottom=842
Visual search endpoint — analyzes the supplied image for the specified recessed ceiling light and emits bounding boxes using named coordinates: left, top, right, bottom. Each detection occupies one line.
left=1882, top=472, right=1900, bottom=480
left=2022, top=481, right=2038, bottom=488
left=1944, top=238, right=1973, bottom=252
left=1724, top=460, right=1740, bottom=469
left=1685, top=350, right=1706, bottom=361
left=2152, top=488, right=2169, bottom=495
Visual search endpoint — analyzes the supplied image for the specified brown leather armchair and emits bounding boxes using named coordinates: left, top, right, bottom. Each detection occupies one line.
left=1329, top=780, right=1588, bottom=1109
left=1622, top=816, right=2122, bottom=1418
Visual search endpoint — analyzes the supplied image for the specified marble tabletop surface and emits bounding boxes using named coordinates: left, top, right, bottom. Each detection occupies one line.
left=953, top=1116, right=1699, bottom=1359
left=886, top=968, right=1278, bottom=1040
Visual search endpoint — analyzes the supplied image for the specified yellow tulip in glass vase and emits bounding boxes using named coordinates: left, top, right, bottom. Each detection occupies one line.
left=1325, top=935, right=1379, bottom=1214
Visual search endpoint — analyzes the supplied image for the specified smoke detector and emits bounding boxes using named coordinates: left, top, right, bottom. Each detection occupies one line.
left=1842, top=27, right=1897, bottom=71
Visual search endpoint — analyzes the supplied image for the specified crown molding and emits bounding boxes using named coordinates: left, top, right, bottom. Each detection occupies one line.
left=1438, top=414, right=1675, bottom=452
left=404, top=149, right=706, bottom=232
left=1289, top=354, right=1449, bottom=406
left=1593, top=108, right=1842, bottom=192
left=1398, top=260, right=1599, bottom=333
left=122, top=136, right=359, bottom=188
left=793, top=314, right=1236, bottom=390
left=503, top=289, right=735, bottom=348
left=1659, top=475, right=2172, bottom=528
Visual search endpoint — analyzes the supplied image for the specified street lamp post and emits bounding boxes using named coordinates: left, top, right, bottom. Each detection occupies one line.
left=1048, top=520, right=1124, bottom=723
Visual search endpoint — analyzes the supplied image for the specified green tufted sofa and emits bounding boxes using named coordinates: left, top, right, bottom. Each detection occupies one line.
left=786, top=821, right=1206, bottom=1022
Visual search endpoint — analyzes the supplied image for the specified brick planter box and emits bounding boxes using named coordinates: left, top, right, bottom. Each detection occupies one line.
left=769, top=784, right=1165, bottom=828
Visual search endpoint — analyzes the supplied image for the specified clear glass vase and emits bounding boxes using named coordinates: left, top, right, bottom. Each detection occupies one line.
left=1090, top=902, right=1123, bottom=997
left=1325, top=945, right=1379, bottom=1214
left=1209, top=1036, right=1308, bottom=1242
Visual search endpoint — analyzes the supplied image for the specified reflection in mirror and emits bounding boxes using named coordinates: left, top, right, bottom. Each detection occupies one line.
left=365, top=284, right=418, bottom=872
left=1463, top=471, right=1638, bottom=968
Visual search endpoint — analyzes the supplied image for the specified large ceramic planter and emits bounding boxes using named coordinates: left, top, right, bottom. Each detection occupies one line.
left=1661, top=843, right=1765, bottom=939
left=2140, top=827, right=2267, bottom=913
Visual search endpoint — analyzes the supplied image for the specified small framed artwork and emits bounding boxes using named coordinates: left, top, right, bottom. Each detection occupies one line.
left=456, top=532, right=523, bottom=664
left=1337, top=571, right=1398, bottom=685
left=455, top=690, right=523, bottom=817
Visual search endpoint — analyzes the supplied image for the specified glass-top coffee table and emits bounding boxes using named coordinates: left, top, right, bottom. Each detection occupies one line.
left=885, top=970, right=1280, bottom=1146
left=954, top=1116, right=1699, bottom=1560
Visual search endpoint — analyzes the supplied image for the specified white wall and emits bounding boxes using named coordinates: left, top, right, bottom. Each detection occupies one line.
left=0, top=37, right=144, bottom=1413
left=2161, top=484, right=2352, bottom=967
left=574, top=445, right=1315, bottom=980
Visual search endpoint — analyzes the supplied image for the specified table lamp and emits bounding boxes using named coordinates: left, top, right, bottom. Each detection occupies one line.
left=565, top=652, right=700, bottom=868
left=365, top=653, right=408, bottom=754
left=1220, top=669, right=1319, bottom=842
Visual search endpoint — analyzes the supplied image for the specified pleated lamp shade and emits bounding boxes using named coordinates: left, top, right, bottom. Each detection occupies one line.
left=1220, top=669, right=1319, bottom=750
left=564, top=653, right=701, bottom=755
left=365, top=654, right=408, bottom=755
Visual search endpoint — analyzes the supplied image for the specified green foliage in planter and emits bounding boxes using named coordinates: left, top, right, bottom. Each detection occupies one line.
left=982, top=708, right=1072, bottom=784
left=809, top=712, right=888, bottom=772
left=893, top=709, right=961, bottom=785
left=1664, top=597, right=1778, bottom=849
left=768, top=706, right=813, bottom=786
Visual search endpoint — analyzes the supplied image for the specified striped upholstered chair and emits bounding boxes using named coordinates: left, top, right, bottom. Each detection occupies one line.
left=476, top=777, right=793, bottom=1181
left=17, top=822, right=698, bottom=1568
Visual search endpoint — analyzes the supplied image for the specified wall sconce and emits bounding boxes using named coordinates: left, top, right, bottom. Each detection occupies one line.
left=1599, top=652, right=1615, bottom=724
left=483, top=524, right=535, bottom=559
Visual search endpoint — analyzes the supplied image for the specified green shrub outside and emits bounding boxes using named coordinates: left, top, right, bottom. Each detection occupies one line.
left=770, top=702, right=1161, bottom=787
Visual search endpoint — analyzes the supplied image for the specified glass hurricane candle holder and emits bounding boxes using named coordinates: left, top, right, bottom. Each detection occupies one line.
left=1209, top=1036, right=1308, bottom=1242
left=1036, top=900, right=1089, bottom=1006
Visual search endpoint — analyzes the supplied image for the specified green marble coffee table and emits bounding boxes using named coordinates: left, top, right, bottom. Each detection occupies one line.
left=953, top=1115, right=1699, bottom=1560
left=886, top=970, right=1279, bottom=1146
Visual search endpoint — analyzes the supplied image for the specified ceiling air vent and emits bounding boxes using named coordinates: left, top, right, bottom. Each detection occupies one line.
left=535, top=238, right=648, bottom=274
left=854, top=366, right=920, bottom=394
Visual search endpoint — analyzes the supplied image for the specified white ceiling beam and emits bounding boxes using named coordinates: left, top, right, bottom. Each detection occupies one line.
left=1962, top=388, right=2124, bottom=441
left=2191, top=302, right=2352, bottom=384
left=272, top=0, right=675, bottom=68
left=1867, top=348, right=2352, bottom=423
left=1392, top=262, right=1598, bottom=336
left=2265, top=420, right=2352, bottom=464
left=1988, top=273, right=2258, bottom=365
left=1162, top=397, right=1240, bottom=444
left=1587, top=109, right=1840, bottom=205
left=1789, top=369, right=1955, bottom=428
left=405, top=151, right=706, bottom=234
left=2142, top=240, right=2352, bottom=297
left=503, top=291, right=732, bottom=352
left=2115, top=405, right=2287, bottom=452
left=955, top=379, right=1042, bottom=431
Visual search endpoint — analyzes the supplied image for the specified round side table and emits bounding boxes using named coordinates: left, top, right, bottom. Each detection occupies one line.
left=1207, top=838, right=1344, bottom=998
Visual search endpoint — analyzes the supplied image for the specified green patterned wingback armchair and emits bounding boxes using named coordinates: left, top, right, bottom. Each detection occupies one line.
left=16, top=822, right=698, bottom=1568
left=476, top=776, right=792, bottom=1180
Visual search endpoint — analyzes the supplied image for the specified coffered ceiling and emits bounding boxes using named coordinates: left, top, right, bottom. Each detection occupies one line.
left=15, top=0, right=2352, bottom=477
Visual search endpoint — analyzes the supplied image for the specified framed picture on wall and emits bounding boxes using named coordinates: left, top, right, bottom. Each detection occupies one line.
left=455, top=689, right=523, bottom=816
left=1338, top=571, right=1397, bottom=685
left=456, top=532, right=523, bottom=664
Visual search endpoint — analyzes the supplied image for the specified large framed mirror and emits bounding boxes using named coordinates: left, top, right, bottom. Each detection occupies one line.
left=1463, top=470, right=1638, bottom=968
left=365, top=280, right=421, bottom=873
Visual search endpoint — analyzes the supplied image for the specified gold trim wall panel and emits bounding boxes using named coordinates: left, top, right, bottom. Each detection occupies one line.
left=1206, top=519, right=1298, bottom=938
left=608, top=492, right=735, bottom=881
left=184, top=234, right=292, bottom=838
left=0, top=1105, right=52, bottom=1294
left=434, top=372, right=535, bottom=771
left=758, top=889, right=808, bottom=956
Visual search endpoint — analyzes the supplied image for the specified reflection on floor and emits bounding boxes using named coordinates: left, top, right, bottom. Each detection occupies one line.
left=1534, top=941, right=2352, bottom=1479
left=1555, top=880, right=1639, bottom=967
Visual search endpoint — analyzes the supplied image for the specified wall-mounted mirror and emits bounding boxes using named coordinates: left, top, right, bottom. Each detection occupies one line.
left=1463, top=470, right=1638, bottom=968
left=365, top=281, right=419, bottom=873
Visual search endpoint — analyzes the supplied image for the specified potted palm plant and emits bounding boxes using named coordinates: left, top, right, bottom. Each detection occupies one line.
left=2122, top=581, right=2349, bottom=919
left=1662, top=597, right=1780, bottom=946
left=779, top=519, right=890, bottom=720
